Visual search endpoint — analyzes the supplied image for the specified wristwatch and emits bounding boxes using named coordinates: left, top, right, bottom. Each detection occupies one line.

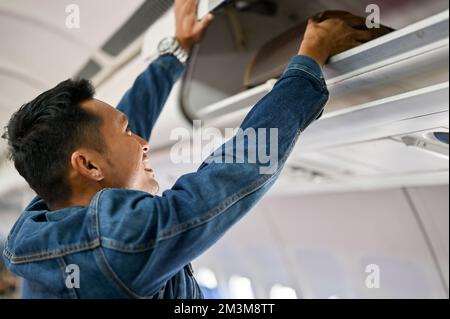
left=157, top=37, right=189, bottom=65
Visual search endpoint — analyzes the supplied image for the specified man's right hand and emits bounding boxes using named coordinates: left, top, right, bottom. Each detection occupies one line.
left=299, top=11, right=379, bottom=67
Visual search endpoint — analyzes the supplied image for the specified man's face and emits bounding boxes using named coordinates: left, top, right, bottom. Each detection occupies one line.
left=81, top=99, right=159, bottom=195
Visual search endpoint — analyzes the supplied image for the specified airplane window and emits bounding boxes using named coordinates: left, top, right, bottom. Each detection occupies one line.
left=229, top=275, right=255, bottom=299
left=195, top=267, right=219, bottom=289
left=269, top=284, right=298, bottom=299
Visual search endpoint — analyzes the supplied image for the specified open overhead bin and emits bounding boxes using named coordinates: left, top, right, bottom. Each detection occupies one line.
left=181, top=0, right=449, bottom=128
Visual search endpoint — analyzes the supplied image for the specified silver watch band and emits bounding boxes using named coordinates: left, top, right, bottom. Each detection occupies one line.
left=172, top=45, right=189, bottom=65
left=158, top=37, right=189, bottom=65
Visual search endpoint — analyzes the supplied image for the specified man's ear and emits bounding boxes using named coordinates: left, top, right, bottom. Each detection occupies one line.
left=70, top=150, right=105, bottom=182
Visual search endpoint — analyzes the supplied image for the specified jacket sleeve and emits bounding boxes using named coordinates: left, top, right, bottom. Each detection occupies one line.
left=97, top=55, right=329, bottom=296
left=116, top=54, right=185, bottom=140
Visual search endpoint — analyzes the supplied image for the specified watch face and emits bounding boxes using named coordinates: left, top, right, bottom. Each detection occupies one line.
left=158, top=37, right=177, bottom=55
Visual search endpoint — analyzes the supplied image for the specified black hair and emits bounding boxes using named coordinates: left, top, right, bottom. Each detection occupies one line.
left=2, top=79, right=105, bottom=206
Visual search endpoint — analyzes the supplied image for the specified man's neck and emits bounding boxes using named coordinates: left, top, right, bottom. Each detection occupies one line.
left=49, top=187, right=100, bottom=211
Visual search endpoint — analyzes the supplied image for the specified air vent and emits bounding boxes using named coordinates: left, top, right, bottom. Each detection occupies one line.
left=74, top=59, right=102, bottom=80
left=102, top=0, right=173, bottom=56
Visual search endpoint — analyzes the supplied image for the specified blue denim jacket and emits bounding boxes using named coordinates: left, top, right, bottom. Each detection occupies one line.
left=3, top=54, right=328, bottom=298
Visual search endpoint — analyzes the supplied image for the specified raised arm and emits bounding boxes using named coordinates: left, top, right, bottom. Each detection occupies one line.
left=117, top=0, right=213, bottom=140
left=116, top=55, right=185, bottom=140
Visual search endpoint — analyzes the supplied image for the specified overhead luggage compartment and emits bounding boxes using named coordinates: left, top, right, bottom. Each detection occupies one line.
left=180, top=0, right=449, bottom=129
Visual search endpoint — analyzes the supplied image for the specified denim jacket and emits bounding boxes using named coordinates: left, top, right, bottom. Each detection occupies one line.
left=3, top=54, right=329, bottom=298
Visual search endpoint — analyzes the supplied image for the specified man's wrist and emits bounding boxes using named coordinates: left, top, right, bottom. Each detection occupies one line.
left=175, top=36, right=193, bottom=54
left=158, top=37, right=190, bottom=65
left=298, top=42, right=329, bottom=67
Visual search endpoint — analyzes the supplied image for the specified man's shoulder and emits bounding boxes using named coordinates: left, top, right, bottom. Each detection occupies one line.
left=4, top=197, right=94, bottom=265
left=4, top=189, right=161, bottom=263
left=95, top=188, right=157, bottom=217
left=95, top=188, right=161, bottom=252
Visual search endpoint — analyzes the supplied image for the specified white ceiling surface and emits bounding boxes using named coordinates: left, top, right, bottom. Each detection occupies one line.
left=193, top=185, right=449, bottom=298
left=0, top=0, right=144, bottom=144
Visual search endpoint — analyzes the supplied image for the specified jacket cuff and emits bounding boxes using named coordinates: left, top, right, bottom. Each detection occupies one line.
left=284, top=55, right=326, bottom=88
left=154, top=54, right=186, bottom=82
left=284, top=55, right=328, bottom=121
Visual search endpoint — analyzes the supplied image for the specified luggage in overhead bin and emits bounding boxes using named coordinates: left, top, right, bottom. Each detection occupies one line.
left=243, top=11, right=394, bottom=88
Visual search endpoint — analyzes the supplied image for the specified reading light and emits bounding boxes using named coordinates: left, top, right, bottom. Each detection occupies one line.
left=431, top=131, right=449, bottom=145
left=401, top=131, right=449, bottom=157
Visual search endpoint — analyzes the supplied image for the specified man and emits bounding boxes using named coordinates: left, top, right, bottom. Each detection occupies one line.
left=2, top=1, right=375, bottom=298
